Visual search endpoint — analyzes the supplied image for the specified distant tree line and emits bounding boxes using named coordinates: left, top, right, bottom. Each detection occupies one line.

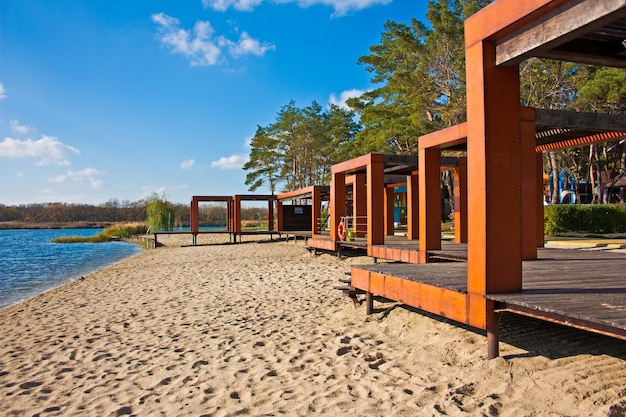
left=244, top=0, right=626, bottom=204
left=0, top=198, right=268, bottom=227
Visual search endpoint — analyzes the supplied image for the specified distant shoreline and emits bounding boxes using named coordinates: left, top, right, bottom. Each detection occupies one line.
left=0, top=221, right=114, bottom=230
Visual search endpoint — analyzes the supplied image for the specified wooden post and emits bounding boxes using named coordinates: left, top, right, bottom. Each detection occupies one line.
left=521, top=107, right=538, bottom=260
left=487, top=308, right=502, bottom=359
left=536, top=151, right=545, bottom=248
left=454, top=157, right=468, bottom=244
left=276, top=200, right=283, bottom=232
left=234, top=195, right=242, bottom=236
left=407, top=171, right=419, bottom=240
left=266, top=200, right=271, bottom=232
left=384, top=186, right=395, bottom=236
left=312, top=186, right=321, bottom=235
left=190, top=197, right=199, bottom=234
left=465, top=38, right=522, bottom=330
left=366, top=292, right=374, bottom=315
left=367, top=154, right=385, bottom=255
left=419, top=146, right=442, bottom=255
left=353, top=174, right=367, bottom=237
left=331, top=171, right=346, bottom=249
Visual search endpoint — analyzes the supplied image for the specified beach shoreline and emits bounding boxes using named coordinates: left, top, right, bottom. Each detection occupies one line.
left=1, top=234, right=625, bottom=416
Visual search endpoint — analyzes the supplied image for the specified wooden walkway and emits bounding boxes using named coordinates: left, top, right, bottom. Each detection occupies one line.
left=351, top=247, right=626, bottom=349
left=308, top=234, right=468, bottom=263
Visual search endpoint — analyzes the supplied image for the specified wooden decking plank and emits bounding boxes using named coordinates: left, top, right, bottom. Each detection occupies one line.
left=354, top=247, right=626, bottom=340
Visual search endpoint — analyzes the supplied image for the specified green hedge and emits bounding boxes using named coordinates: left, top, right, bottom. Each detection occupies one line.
left=544, top=204, right=626, bottom=235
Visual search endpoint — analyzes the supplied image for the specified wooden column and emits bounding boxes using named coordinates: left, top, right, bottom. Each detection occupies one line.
left=190, top=197, right=199, bottom=233
left=330, top=171, right=346, bottom=248
left=521, top=107, right=537, bottom=260
left=276, top=200, right=283, bottom=231
left=454, top=157, right=468, bottom=244
left=384, top=186, right=395, bottom=236
left=419, top=146, right=442, bottom=256
left=268, top=199, right=275, bottom=231
left=367, top=154, right=385, bottom=255
left=536, top=152, right=545, bottom=248
left=466, top=39, right=522, bottom=330
left=233, top=195, right=242, bottom=233
left=312, top=186, right=321, bottom=235
left=353, top=174, right=367, bottom=237
left=407, top=171, right=419, bottom=240
left=227, top=199, right=234, bottom=232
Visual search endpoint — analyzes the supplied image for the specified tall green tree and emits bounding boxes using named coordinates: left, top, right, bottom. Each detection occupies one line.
left=348, top=0, right=489, bottom=155
left=243, top=100, right=359, bottom=193
left=243, top=125, right=282, bottom=193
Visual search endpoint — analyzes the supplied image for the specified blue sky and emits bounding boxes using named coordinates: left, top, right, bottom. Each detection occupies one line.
left=0, top=0, right=427, bottom=205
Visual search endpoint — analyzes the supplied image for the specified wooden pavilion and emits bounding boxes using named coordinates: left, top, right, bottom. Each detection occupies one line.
left=190, top=194, right=276, bottom=243
left=348, top=0, right=626, bottom=358
left=275, top=186, right=330, bottom=240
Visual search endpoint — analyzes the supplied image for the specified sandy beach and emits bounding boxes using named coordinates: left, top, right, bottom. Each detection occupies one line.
left=1, top=234, right=626, bottom=416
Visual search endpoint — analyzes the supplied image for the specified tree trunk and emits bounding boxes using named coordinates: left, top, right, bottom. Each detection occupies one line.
left=549, top=151, right=559, bottom=204
left=589, top=145, right=598, bottom=203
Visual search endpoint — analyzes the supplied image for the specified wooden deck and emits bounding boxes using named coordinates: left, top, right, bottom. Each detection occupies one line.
left=351, top=247, right=626, bottom=348
left=307, top=233, right=468, bottom=263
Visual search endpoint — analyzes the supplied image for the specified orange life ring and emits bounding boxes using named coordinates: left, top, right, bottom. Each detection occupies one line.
left=337, top=219, right=347, bottom=240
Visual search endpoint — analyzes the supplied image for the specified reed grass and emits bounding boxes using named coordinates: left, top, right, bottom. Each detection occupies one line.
left=53, top=223, right=148, bottom=243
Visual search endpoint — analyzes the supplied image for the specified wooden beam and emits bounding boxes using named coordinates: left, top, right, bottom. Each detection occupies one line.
left=535, top=108, right=626, bottom=132
left=495, top=0, right=626, bottom=66
left=419, top=122, right=467, bottom=150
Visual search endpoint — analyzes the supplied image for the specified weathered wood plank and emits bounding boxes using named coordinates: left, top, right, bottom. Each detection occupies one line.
left=495, top=0, right=626, bottom=66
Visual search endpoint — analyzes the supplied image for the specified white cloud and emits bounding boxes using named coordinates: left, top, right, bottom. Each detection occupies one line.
left=220, top=32, right=275, bottom=57
left=10, top=120, right=34, bottom=134
left=0, top=135, right=79, bottom=166
left=202, top=0, right=391, bottom=15
left=49, top=167, right=105, bottom=189
left=152, top=13, right=273, bottom=66
left=180, top=159, right=195, bottom=170
left=0, top=82, right=6, bottom=99
left=211, top=154, right=249, bottom=169
left=202, top=0, right=262, bottom=11
left=329, top=88, right=366, bottom=109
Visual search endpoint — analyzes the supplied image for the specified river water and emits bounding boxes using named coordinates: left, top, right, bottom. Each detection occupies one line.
left=0, top=229, right=141, bottom=309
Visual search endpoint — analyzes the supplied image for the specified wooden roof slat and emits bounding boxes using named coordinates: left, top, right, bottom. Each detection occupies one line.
left=495, top=0, right=626, bottom=67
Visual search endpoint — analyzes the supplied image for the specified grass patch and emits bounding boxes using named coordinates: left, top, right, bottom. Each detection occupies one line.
left=53, top=222, right=148, bottom=243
